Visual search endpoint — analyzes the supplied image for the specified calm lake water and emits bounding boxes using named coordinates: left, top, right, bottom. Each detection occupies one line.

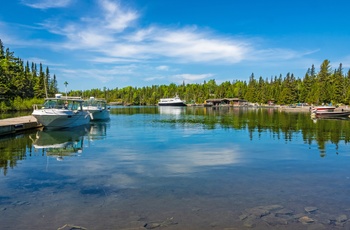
left=1, top=106, right=350, bottom=229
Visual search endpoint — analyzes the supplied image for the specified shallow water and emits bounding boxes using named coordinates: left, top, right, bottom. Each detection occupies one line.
left=1, top=106, right=350, bottom=229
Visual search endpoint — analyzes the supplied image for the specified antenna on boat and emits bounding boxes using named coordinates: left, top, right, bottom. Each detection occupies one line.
left=44, top=75, right=48, bottom=98
left=64, top=81, right=68, bottom=99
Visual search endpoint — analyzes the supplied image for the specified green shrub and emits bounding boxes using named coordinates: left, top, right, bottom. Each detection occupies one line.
left=0, top=101, right=10, bottom=112
left=0, top=97, right=45, bottom=112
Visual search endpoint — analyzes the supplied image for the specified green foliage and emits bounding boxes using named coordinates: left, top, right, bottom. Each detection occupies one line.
left=9, top=97, right=44, bottom=111
left=0, top=39, right=58, bottom=111
left=0, top=100, right=10, bottom=112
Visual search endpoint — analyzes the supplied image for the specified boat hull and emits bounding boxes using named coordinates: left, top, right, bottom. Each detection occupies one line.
left=311, top=111, right=350, bottom=118
left=89, top=109, right=110, bottom=120
left=158, top=102, right=187, bottom=106
left=32, top=109, right=91, bottom=129
left=83, top=97, right=110, bottom=120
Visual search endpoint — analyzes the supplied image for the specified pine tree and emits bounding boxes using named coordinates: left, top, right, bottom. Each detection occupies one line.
left=0, top=39, right=4, bottom=59
left=318, top=59, right=332, bottom=104
left=332, top=63, right=344, bottom=104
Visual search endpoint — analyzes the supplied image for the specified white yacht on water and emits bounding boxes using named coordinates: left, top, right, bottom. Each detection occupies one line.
left=32, top=94, right=91, bottom=129
left=158, top=94, right=186, bottom=106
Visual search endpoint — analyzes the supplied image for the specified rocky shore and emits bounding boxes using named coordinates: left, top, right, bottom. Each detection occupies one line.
left=239, top=204, right=349, bottom=229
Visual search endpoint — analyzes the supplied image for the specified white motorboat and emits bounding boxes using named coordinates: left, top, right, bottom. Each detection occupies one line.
left=311, top=105, right=350, bottom=119
left=158, top=94, right=186, bottom=106
left=32, top=94, right=91, bottom=129
left=83, top=97, right=110, bottom=120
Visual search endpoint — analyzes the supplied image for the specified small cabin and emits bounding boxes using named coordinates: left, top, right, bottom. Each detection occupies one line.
left=204, top=98, right=247, bottom=106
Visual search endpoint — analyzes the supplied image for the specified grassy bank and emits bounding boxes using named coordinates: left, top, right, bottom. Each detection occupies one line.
left=0, top=97, right=44, bottom=112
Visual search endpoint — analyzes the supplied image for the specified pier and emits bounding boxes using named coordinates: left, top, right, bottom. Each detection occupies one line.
left=0, top=115, right=42, bottom=136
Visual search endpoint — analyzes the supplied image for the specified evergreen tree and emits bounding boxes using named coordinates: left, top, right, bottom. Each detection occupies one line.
left=245, top=73, right=257, bottom=103
left=318, top=59, right=332, bottom=103
left=332, top=63, right=344, bottom=104
left=0, top=39, right=4, bottom=59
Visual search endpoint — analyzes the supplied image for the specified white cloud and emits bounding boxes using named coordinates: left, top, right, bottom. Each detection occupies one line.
left=173, top=73, right=214, bottom=82
left=99, top=0, right=139, bottom=32
left=151, top=28, right=251, bottom=63
left=21, top=0, right=72, bottom=9
left=6, top=0, right=321, bottom=89
left=156, top=65, right=169, bottom=71
left=144, top=76, right=165, bottom=81
left=30, top=0, right=311, bottom=69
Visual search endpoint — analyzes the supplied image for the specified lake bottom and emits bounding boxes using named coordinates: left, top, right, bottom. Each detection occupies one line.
left=1, top=159, right=349, bottom=229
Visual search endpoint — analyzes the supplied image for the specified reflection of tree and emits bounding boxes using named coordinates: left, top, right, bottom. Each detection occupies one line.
left=0, top=132, right=32, bottom=176
left=2, top=107, right=349, bottom=176
left=143, top=106, right=350, bottom=157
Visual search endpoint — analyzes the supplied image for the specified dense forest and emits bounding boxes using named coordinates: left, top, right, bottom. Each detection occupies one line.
left=0, top=39, right=58, bottom=111
left=1, top=38, right=350, bottom=111
left=66, top=61, right=350, bottom=106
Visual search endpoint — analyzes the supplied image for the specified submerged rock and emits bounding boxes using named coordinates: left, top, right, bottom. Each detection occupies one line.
left=299, top=216, right=314, bottom=224
left=248, top=207, right=270, bottom=218
left=262, top=204, right=284, bottom=212
left=143, top=217, right=178, bottom=229
left=275, top=208, right=294, bottom=217
left=336, top=214, right=348, bottom=223
left=304, top=206, right=318, bottom=213
left=262, top=215, right=288, bottom=226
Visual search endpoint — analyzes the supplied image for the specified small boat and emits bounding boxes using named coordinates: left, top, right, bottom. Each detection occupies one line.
left=158, top=94, right=186, bottom=106
left=311, top=106, right=350, bottom=118
left=83, top=97, right=110, bottom=120
left=32, top=94, right=91, bottom=129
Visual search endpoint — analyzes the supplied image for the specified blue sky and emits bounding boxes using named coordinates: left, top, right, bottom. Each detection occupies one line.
left=1, top=0, right=350, bottom=91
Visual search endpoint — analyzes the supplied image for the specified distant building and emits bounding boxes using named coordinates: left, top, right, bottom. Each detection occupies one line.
left=205, top=98, right=247, bottom=106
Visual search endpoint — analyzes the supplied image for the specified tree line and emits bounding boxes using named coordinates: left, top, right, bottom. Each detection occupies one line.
left=0, top=39, right=58, bottom=111
left=73, top=59, right=350, bottom=106
left=1, top=38, right=350, bottom=110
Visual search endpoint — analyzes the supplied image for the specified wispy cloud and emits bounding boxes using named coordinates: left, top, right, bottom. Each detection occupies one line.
left=21, top=0, right=72, bottom=9
left=172, top=73, right=215, bottom=83
left=99, top=0, right=139, bottom=31
left=4, top=0, right=323, bottom=89
left=28, top=0, right=311, bottom=67
left=156, top=65, right=169, bottom=71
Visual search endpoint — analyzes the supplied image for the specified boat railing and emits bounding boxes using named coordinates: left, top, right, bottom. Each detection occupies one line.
left=32, top=104, right=44, bottom=110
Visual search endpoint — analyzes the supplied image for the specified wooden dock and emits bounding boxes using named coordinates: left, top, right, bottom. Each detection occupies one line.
left=0, top=115, right=42, bottom=136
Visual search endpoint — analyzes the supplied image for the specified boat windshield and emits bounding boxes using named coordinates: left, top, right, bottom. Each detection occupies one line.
left=84, top=100, right=107, bottom=109
left=43, top=99, right=81, bottom=110
left=43, top=100, right=59, bottom=108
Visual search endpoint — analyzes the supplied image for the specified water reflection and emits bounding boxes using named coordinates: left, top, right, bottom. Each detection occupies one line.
left=1, top=107, right=350, bottom=176
left=0, top=122, right=108, bottom=175
left=2, top=107, right=350, bottom=229
left=159, top=106, right=186, bottom=117
left=31, top=126, right=88, bottom=160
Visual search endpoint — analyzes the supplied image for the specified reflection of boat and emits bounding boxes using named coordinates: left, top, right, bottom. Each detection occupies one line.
left=88, top=122, right=108, bottom=140
left=311, top=106, right=350, bottom=118
left=31, top=126, right=89, bottom=159
left=158, top=94, right=186, bottom=106
left=83, top=97, right=110, bottom=120
left=159, top=106, right=185, bottom=117
left=32, top=94, right=91, bottom=129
